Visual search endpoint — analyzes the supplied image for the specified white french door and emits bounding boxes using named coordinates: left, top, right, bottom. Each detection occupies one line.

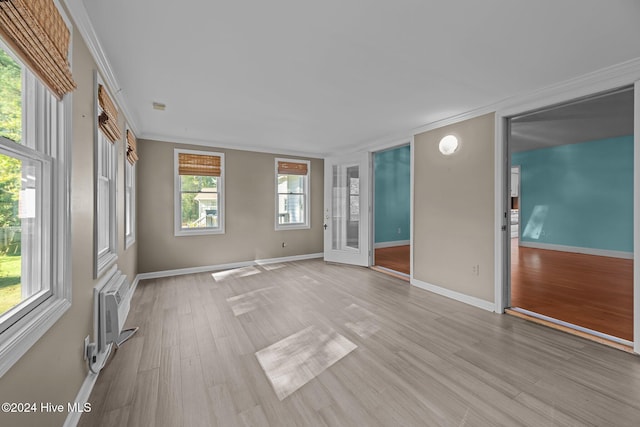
left=323, top=152, right=370, bottom=266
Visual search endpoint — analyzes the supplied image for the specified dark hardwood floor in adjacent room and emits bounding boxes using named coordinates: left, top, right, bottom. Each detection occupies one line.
left=510, top=238, right=634, bottom=342
left=80, top=259, right=640, bottom=427
left=374, top=245, right=410, bottom=275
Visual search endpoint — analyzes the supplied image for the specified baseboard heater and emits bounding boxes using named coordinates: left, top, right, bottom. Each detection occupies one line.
left=89, top=266, right=138, bottom=373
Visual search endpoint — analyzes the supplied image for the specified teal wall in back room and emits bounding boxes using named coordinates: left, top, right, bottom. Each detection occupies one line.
left=512, top=135, right=633, bottom=253
left=374, top=145, right=410, bottom=243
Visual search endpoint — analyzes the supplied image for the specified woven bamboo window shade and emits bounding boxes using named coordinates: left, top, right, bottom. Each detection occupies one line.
left=126, top=130, right=138, bottom=165
left=0, top=0, right=76, bottom=100
left=98, top=84, right=121, bottom=143
left=278, top=160, right=308, bottom=175
left=178, top=153, right=221, bottom=177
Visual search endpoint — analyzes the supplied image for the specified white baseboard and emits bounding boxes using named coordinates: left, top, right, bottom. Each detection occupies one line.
left=137, top=252, right=324, bottom=280
left=63, top=371, right=99, bottom=427
left=374, top=240, right=410, bottom=249
left=129, top=275, right=140, bottom=299
left=519, top=241, right=633, bottom=259
left=410, top=278, right=495, bottom=312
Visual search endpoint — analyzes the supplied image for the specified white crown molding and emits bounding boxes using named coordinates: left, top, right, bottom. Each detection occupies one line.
left=497, top=57, right=640, bottom=118
left=62, top=0, right=140, bottom=135
left=355, top=57, right=640, bottom=153
left=140, top=133, right=325, bottom=159
left=342, top=134, right=413, bottom=156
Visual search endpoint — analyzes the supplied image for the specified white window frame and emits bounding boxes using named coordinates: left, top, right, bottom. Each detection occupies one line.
left=94, top=73, right=118, bottom=277
left=174, top=148, right=225, bottom=236
left=0, top=38, right=72, bottom=377
left=275, top=158, right=311, bottom=230
left=124, top=128, right=136, bottom=249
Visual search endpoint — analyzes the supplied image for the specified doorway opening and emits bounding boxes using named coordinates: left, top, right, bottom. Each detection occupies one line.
left=371, top=145, right=411, bottom=279
left=506, top=87, right=634, bottom=347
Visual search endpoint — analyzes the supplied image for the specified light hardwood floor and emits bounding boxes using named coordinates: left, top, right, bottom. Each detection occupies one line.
left=80, top=259, right=640, bottom=427
left=511, top=239, right=633, bottom=341
left=374, top=245, right=410, bottom=275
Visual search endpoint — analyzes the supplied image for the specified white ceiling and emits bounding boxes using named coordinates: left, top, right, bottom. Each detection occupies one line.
left=80, top=0, right=640, bottom=157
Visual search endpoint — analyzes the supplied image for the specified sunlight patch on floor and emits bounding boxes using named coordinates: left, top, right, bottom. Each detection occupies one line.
left=255, top=324, right=357, bottom=400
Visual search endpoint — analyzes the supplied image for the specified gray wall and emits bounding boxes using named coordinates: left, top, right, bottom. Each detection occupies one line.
left=413, top=113, right=495, bottom=303
left=137, top=139, right=324, bottom=273
left=0, top=24, right=138, bottom=427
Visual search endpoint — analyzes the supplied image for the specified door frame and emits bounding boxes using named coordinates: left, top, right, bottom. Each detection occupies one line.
left=323, top=152, right=372, bottom=267
left=494, top=78, right=640, bottom=354
left=370, top=142, right=412, bottom=275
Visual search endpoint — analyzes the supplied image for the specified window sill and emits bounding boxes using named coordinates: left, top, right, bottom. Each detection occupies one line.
left=96, top=252, right=118, bottom=279
left=0, top=297, right=71, bottom=377
left=275, top=224, right=311, bottom=231
left=125, top=235, right=136, bottom=250
left=175, top=228, right=225, bottom=237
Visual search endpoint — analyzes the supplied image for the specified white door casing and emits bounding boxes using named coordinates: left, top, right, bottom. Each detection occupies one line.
left=324, top=152, right=370, bottom=266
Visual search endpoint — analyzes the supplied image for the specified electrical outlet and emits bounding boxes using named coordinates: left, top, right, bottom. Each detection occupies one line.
left=83, top=335, right=90, bottom=361
left=397, top=227, right=401, bottom=234
left=472, top=264, right=480, bottom=276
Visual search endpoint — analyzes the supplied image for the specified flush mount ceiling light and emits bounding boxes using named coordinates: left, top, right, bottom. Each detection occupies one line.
left=152, top=101, right=166, bottom=111
left=439, top=134, right=459, bottom=155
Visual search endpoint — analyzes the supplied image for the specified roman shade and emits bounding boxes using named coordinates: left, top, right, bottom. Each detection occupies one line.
left=126, top=130, right=138, bottom=165
left=178, top=153, right=221, bottom=177
left=277, top=160, right=308, bottom=175
left=98, top=84, right=121, bottom=143
left=0, top=0, right=76, bottom=100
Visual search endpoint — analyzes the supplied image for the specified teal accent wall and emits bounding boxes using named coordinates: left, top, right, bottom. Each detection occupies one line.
left=512, top=135, right=633, bottom=252
left=374, top=145, right=410, bottom=243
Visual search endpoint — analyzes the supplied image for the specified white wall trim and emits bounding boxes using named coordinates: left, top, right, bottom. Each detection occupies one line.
left=342, top=136, right=413, bottom=159
left=498, top=58, right=640, bottom=118
left=63, top=371, right=98, bottom=427
left=142, top=133, right=324, bottom=159
left=634, top=80, right=640, bottom=354
left=129, top=276, right=141, bottom=300
left=410, top=278, right=495, bottom=312
left=518, top=241, right=633, bottom=260
left=61, top=0, right=140, bottom=136
left=413, top=58, right=640, bottom=139
left=410, top=136, right=415, bottom=281
left=374, top=240, right=410, bottom=249
left=137, top=253, right=324, bottom=281
left=494, top=114, right=506, bottom=313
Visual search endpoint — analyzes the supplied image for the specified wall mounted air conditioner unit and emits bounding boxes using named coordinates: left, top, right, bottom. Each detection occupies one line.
left=91, top=266, right=138, bottom=370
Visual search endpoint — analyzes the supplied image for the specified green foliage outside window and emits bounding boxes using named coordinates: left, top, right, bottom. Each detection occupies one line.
left=0, top=48, right=21, bottom=143
left=180, top=175, right=218, bottom=227
left=0, top=47, right=22, bottom=313
left=0, top=47, right=22, bottom=232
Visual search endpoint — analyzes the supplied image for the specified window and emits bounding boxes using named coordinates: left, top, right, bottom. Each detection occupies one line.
left=175, top=149, right=225, bottom=236
left=0, top=43, right=71, bottom=376
left=275, top=158, right=310, bottom=230
left=124, top=129, right=137, bottom=248
left=94, top=76, right=118, bottom=277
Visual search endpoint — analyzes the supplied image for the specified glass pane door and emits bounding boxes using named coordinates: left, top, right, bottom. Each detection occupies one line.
left=324, top=153, right=369, bottom=266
